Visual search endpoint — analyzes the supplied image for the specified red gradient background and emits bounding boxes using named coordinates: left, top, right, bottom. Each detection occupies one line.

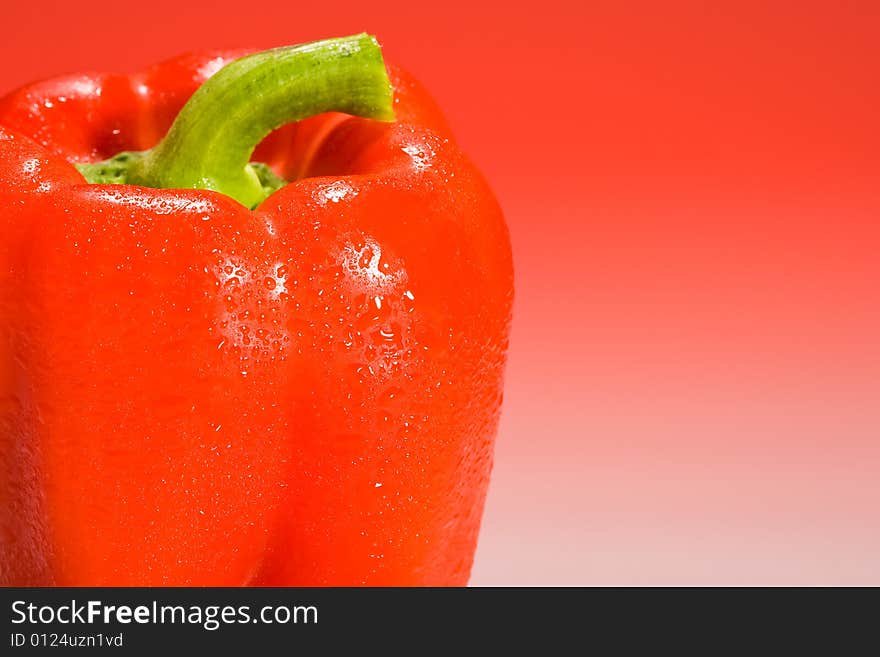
left=2, top=1, right=877, bottom=584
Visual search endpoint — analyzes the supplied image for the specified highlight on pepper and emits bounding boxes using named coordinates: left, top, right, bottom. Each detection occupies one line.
left=0, top=33, right=513, bottom=586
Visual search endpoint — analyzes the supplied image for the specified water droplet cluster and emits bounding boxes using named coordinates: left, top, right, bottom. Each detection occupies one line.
left=213, top=253, right=290, bottom=372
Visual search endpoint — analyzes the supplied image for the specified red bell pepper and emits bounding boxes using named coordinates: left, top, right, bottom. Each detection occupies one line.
left=0, top=34, right=512, bottom=585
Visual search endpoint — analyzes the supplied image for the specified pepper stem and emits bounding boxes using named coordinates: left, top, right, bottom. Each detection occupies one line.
left=76, top=34, right=395, bottom=208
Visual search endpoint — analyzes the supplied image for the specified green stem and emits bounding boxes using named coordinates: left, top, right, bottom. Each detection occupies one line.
left=76, top=33, right=395, bottom=208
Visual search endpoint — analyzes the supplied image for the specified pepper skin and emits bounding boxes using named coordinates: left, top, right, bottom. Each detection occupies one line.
left=0, top=35, right=512, bottom=585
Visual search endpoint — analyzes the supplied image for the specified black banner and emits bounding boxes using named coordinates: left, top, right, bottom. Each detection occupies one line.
left=0, top=586, right=864, bottom=651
